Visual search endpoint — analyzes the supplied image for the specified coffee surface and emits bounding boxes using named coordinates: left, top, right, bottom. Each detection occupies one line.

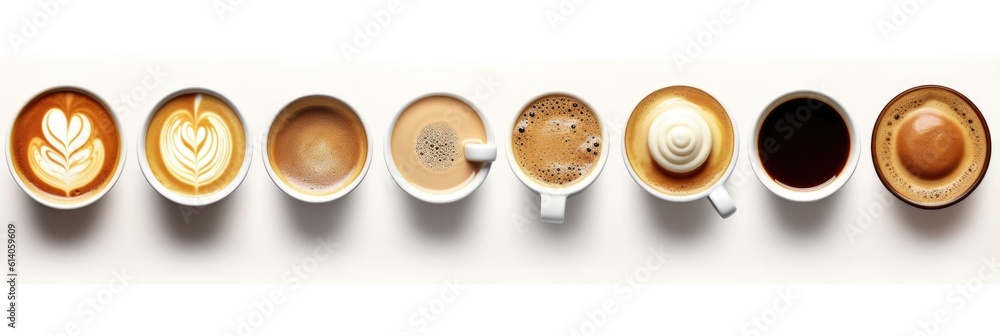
left=268, top=96, right=368, bottom=196
left=873, top=86, right=989, bottom=207
left=390, top=95, right=487, bottom=193
left=624, top=86, right=735, bottom=196
left=145, top=92, right=246, bottom=197
left=9, top=89, right=122, bottom=204
left=512, top=94, right=602, bottom=187
left=757, top=96, right=851, bottom=190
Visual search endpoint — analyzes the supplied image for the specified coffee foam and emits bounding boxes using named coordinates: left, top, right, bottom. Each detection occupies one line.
left=390, top=95, right=487, bottom=193
left=415, top=121, right=461, bottom=172
left=9, top=89, right=122, bottom=204
left=873, top=86, right=990, bottom=207
left=267, top=97, right=367, bottom=196
left=624, top=86, right=734, bottom=197
left=512, top=95, right=602, bottom=187
left=145, top=92, right=246, bottom=197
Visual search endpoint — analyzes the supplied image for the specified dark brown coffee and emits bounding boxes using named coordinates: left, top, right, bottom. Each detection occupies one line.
left=757, top=96, right=850, bottom=190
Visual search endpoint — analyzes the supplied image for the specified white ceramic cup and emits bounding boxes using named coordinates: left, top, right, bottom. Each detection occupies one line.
left=621, top=87, right=738, bottom=218
left=506, top=93, right=610, bottom=224
left=749, top=90, right=860, bottom=202
left=261, top=95, right=373, bottom=203
left=137, top=88, right=254, bottom=206
left=5, top=86, right=127, bottom=209
left=384, top=93, right=497, bottom=204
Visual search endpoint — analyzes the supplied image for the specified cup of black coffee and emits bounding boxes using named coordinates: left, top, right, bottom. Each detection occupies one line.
left=749, top=91, right=860, bottom=201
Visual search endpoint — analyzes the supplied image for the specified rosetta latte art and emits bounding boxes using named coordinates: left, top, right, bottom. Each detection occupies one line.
left=27, top=108, right=105, bottom=195
left=159, top=94, right=232, bottom=191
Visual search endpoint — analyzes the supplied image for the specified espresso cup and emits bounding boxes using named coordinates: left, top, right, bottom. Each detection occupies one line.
left=507, top=93, right=609, bottom=223
left=262, top=95, right=373, bottom=203
left=6, top=87, right=127, bottom=209
left=385, top=93, right=497, bottom=203
left=138, top=88, right=253, bottom=206
left=749, top=91, right=860, bottom=202
left=622, top=86, right=738, bottom=218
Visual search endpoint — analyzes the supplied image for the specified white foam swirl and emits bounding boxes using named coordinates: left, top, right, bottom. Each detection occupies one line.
left=159, top=94, right=232, bottom=191
left=28, top=108, right=105, bottom=195
left=647, top=99, right=713, bottom=174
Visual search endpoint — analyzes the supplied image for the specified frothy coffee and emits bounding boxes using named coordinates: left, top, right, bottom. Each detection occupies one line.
left=267, top=96, right=368, bottom=196
left=8, top=89, right=122, bottom=205
left=144, top=92, right=246, bottom=197
left=624, top=86, right=734, bottom=196
left=390, top=95, right=488, bottom=193
left=512, top=94, right=602, bottom=187
left=873, top=85, right=990, bottom=208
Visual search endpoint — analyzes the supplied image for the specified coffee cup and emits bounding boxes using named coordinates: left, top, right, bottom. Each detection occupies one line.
left=507, top=93, right=609, bottom=223
left=262, top=95, right=373, bottom=203
left=622, top=86, right=738, bottom=218
left=6, top=87, right=127, bottom=209
left=872, top=85, right=991, bottom=209
left=385, top=93, right=497, bottom=203
left=137, top=88, right=253, bottom=206
left=749, top=91, right=860, bottom=202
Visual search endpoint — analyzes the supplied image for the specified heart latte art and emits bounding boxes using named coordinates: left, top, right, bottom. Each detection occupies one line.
left=29, top=108, right=105, bottom=195
left=8, top=89, right=122, bottom=205
left=144, top=93, right=246, bottom=197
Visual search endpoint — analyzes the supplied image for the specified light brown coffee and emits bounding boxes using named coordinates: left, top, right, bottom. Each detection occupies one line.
left=624, top=86, right=735, bottom=196
left=873, top=85, right=990, bottom=208
left=9, top=89, right=122, bottom=205
left=144, top=92, right=246, bottom=197
left=512, top=94, right=602, bottom=187
left=390, top=95, right=487, bottom=193
left=267, top=96, right=368, bottom=196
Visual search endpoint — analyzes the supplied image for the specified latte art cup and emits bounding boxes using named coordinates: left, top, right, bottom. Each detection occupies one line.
left=5, top=87, right=127, bottom=209
left=507, top=93, right=609, bottom=224
left=384, top=93, right=497, bottom=203
left=137, top=88, right=253, bottom=206
left=749, top=91, right=861, bottom=202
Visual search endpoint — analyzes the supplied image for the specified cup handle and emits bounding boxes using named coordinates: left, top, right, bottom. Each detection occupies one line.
left=540, top=193, right=567, bottom=224
left=465, top=143, right=497, bottom=162
left=708, top=186, right=736, bottom=218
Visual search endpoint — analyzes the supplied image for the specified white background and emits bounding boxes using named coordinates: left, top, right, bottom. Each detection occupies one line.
left=3, top=0, right=1000, bottom=335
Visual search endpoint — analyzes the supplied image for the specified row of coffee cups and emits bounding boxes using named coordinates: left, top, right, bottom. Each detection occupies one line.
left=6, top=85, right=991, bottom=223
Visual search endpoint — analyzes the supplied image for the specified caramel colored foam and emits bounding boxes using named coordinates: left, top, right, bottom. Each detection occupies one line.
left=267, top=96, right=368, bottom=196
left=145, top=92, right=246, bottom=197
left=391, top=95, right=487, bottom=193
left=624, top=86, right=735, bottom=196
left=873, top=86, right=990, bottom=208
left=512, top=94, right=602, bottom=187
left=9, top=89, right=122, bottom=204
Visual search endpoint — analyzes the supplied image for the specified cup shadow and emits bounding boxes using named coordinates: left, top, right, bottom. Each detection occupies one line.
left=281, top=189, right=357, bottom=240
left=893, top=196, right=974, bottom=241
left=401, top=185, right=479, bottom=242
left=153, top=189, right=237, bottom=245
left=641, top=190, right=715, bottom=241
left=27, top=194, right=103, bottom=245
left=766, top=189, right=842, bottom=238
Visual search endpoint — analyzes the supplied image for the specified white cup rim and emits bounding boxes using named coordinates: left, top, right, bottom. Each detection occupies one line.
left=136, top=87, right=254, bottom=206
left=505, top=92, right=610, bottom=197
left=5, top=86, right=128, bottom=210
left=621, top=86, right=740, bottom=202
left=384, top=93, right=494, bottom=204
left=260, top=95, right=373, bottom=203
left=748, top=90, right=861, bottom=202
